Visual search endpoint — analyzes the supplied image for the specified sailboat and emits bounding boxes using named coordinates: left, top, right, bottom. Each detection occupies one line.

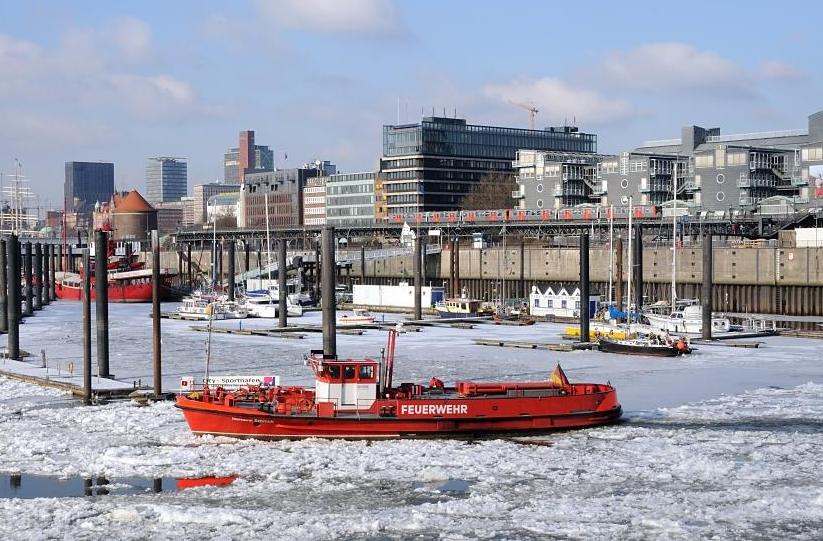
left=641, top=161, right=730, bottom=335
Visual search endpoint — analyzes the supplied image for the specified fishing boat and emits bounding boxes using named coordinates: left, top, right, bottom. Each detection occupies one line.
left=176, top=329, right=622, bottom=439
left=643, top=304, right=731, bottom=334
left=598, top=335, right=690, bottom=357
left=337, top=308, right=376, bottom=327
left=435, top=296, right=495, bottom=319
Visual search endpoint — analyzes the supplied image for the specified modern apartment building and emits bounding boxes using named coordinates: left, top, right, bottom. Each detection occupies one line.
left=325, top=172, right=376, bottom=227
left=64, top=161, right=115, bottom=216
left=515, top=108, right=823, bottom=214
left=145, top=157, right=187, bottom=204
left=223, top=130, right=275, bottom=184
left=514, top=150, right=611, bottom=210
left=380, top=116, right=596, bottom=214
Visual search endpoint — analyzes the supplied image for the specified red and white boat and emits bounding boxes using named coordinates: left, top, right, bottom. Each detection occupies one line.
left=55, top=244, right=178, bottom=303
left=176, top=330, right=621, bottom=439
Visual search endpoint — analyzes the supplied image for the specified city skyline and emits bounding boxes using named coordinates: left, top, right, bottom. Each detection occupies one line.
left=1, top=0, right=821, bottom=203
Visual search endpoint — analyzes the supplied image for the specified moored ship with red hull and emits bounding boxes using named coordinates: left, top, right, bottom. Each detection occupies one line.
left=176, top=330, right=621, bottom=439
left=56, top=268, right=179, bottom=302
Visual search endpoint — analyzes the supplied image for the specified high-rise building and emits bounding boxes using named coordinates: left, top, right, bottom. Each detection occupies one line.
left=192, top=182, right=240, bottom=224
left=64, top=161, right=115, bottom=216
left=380, top=116, right=597, bottom=214
left=145, top=157, right=187, bottom=204
left=223, top=130, right=274, bottom=184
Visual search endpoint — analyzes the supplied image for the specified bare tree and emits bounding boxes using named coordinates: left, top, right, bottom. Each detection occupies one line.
left=460, top=172, right=518, bottom=210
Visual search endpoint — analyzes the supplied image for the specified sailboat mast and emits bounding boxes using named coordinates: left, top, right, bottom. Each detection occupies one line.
left=671, top=158, right=678, bottom=314
left=265, top=192, right=272, bottom=286
left=608, top=205, right=614, bottom=307
left=626, top=197, right=633, bottom=323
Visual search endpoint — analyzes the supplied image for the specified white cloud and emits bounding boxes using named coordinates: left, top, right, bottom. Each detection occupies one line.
left=110, top=17, right=152, bottom=62
left=758, top=60, right=803, bottom=80
left=601, top=42, right=751, bottom=96
left=0, top=26, right=200, bottom=117
left=254, top=0, right=405, bottom=37
left=484, top=77, right=636, bottom=125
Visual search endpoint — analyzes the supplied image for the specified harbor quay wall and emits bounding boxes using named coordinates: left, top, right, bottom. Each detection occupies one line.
left=158, top=246, right=823, bottom=318
left=348, top=246, right=823, bottom=319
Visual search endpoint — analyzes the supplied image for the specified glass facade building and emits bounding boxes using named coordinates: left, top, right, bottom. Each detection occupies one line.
left=224, top=147, right=274, bottom=184
left=380, top=116, right=597, bottom=213
left=145, top=157, right=188, bottom=204
left=64, top=161, right=115, bottom=215
left=325, top=172, right=376, bottom=227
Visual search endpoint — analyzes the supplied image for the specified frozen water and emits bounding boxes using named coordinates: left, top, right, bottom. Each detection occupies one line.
left=0, top=302, right=821, bottom=539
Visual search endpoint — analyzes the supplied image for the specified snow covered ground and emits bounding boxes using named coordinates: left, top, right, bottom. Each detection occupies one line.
left=0, top=302, right=821, bottom=539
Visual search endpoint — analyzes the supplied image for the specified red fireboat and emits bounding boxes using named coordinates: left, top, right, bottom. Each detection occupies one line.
left=176, top=330, right=622, bottom=439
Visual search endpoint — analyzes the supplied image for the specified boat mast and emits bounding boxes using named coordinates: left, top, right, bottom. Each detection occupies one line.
left=265, top=192, right=272, bottom=288
left=626, top=196, right=633, bottom=323
left=671, top=157, right=678, bottom=314
left=608, top=204, right=614, bottom=307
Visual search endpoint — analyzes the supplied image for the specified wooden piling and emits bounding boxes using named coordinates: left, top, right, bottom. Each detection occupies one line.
left=42, top=243, right=50, bottom=306
left=33, top=244, right=42, bottom=311
left=6, top=235, right=20, bottom=359
left=152, top=230, right=162, bottom=397
left=634, top=225, right=643, bottom=316
left=0, top=239, right=7, bottom=333
left=83, top=248, right=92, bottom=405
left=95, top=230, right=110, bottom=378
left=702, top=234, right=713, bottom=340
left=23, top=243, right=33, bottom=316
left=278, top=239, right=287, bottom=329
left=227, top=240, right=236, bottom=301
left=48, top=245, right=56, bottom=301
left=322, top=226, right=336, bottom=357
left=580, top=233, right=590, bottom=343
left=414, top=236, right=423, bottom=321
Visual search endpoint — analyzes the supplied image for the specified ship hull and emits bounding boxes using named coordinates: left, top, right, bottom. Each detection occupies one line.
left=598, top=338, right=681, bottom=357
left=176, top=392, right=621, bottom=440
left=55, top=276, right=178, bottom=303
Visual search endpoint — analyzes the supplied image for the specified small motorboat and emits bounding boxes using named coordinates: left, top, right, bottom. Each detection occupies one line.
left=244, top=292, right=304, bottom=318
left=337, top=308, right=376, bottom=327
left=598, top=335, right=690, bottom=357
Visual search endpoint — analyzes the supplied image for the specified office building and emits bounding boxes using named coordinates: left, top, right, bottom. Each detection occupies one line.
left=380, top=116, right=596, bottom=214
left=239, top=161, right=334, bottom=228
left=302, top=176, right=327, bottom=226
left=154, top=201, right=185, bottom=234
left=224, top=130, right=274, bottom=184
left=192, top=182, right=240, bottom=224
left=326, top=172, right=376, bottom=227
left=180, top=196, right=197, bottom=227
left=145, top=157, right=187, bottom=204
left=64, top=161, right=115, bottom=216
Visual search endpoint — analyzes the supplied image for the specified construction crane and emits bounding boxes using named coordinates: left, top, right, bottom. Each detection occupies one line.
left=509, top=101, right=539, bottom=130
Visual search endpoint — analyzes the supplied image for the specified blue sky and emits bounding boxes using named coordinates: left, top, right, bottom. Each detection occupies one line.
left=1, top=0, right=821, bottom=207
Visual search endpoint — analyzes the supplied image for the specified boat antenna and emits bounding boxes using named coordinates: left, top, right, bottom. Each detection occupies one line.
left=204, top=303, right=214, bottom=386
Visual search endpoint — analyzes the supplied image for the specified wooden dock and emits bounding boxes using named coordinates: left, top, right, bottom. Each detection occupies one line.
left=0, top=358, right=141, bottom=398
left=473, top=339, right=598, bottom=352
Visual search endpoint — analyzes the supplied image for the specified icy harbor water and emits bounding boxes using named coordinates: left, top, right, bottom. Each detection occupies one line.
left=0, top=302, right=822, bottom=540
